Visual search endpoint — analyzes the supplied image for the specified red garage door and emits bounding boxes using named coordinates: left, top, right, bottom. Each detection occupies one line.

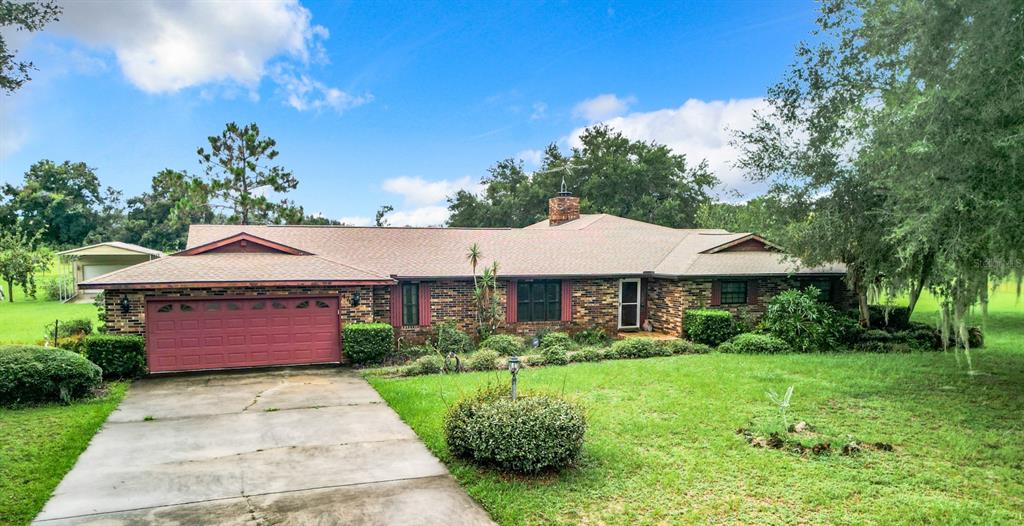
left=146, top=297, right=340, bottom=373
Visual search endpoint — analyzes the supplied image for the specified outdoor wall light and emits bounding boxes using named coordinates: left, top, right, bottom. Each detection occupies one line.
left=119, top=295, right=131, bottom=314
left=507, top=355, right=520, bottom=400
left=351, top=293, right=361, bottom=307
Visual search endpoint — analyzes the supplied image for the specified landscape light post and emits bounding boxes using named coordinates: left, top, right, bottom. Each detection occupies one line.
left=507, top=355, right=520, bottom=400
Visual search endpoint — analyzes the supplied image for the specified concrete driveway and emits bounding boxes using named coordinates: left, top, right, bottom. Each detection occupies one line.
left=34, top=367, right=495, bottom=525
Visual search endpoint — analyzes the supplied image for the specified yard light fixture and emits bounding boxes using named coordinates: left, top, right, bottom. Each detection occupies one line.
left=507, top=355, right=520, bottom=400
left=351, top=292, right=361, bottom=307
left=119, top=295, right=131, bottom=314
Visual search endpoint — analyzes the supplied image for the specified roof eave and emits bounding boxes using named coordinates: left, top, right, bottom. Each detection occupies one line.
left=80, top=279, right=395, bottom=290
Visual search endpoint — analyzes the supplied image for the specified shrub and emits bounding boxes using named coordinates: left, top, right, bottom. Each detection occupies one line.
left=718, top=333, right=792, bottom=354
left=570, top=346, right=603, bottom=363
left=407, top=354, right=445, bottom=375
left=444, top=386, right=587, bottom=473
left=968, top=326, right=984, bottom=348
left=684, top=309, right=737, bottom=346
left=531, top=328, right=553, bottom=348
left=479, top=334, right=526, bottom=356
left=436, top=321, right=474, bottom=355
left=761, top=289, right=848, bottom=352
left=860, top=329, right=893, bottom=342
left=40, top=276, right=73, bottom=301
left=391, top=344, right=434, bottom=365
left=540, top=331, right=575, bottom=350
left=853, top=341, right=918, bottom=354
left=343, top=323, right=394, bottom=365
left=662, top=339, right=712, bottom=355
left=540, top=344, right=570, bottom=366
left=43, top=318, right=93, bottom=341
left=55, top=335, right=87, bottom=355
left=0, top=345, right=102, bottom=405
left=573, top=326, right=609, bottom=346
left=866, top=305, right=911, bottom=330
left=466, top=349, right=501, bottom=371
left=610, top=338, right=671, bottom=359
left=83, top=335, right=147, bottom=379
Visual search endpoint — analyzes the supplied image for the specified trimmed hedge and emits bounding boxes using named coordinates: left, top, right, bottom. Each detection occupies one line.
left=479, top=334, right=526, bottom=356
left=718, top=333, right=792, bottom=354
left=684, top=309, right=737, bottom=346
left=540, top=331, right=575, bottom=350
left=569, top=346, right=604, bottom=363
left=444, top=385, right=587, bottom=473
left=466, top=349, right=501, bottom=371
left=344, top=323, right=394, bottom=365
left=610, top=338, right=671, bottom=359
left=662, top=339, right=713, bottom=355
left=83, top=335, right=147, bottom=379
left=0, top=345, right=102, bottom=406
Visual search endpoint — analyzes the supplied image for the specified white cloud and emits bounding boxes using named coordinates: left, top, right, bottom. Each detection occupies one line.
left=381, top=176, right=480, bottom=207
left=384, top=206, right=451, bottom=227
left=572, top=93, right=636, bottom=122
left=337, top=216, right=373, bottom=226
left=517, top=149, right=544, bottom=168
left=272, top=65, right=372, bottom=113
left=568, top=97, right=767, bottom=194
left=530, top=102, right=547, bottom=121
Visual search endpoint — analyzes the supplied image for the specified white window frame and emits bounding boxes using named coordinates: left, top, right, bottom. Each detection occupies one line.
left=618, top=278, right=641, bottom=329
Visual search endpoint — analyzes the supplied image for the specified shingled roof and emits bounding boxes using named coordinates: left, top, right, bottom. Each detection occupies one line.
left=81, top=214, right=844, bottom=288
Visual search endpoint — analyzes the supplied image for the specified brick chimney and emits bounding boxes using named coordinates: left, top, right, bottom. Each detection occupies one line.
left=548, top=184, right=580, bottom=226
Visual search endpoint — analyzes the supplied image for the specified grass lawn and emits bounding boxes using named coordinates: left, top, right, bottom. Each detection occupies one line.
left=0, top=277, right=98, bottom=345
left=0, top=382, right=128, bottom=526
left=369, top=287, right=1024, bottom=525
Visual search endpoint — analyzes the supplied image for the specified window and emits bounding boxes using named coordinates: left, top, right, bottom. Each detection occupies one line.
left=402, top=284, right=419, bottom=326
left=517, top=280, right=561, bottom=322
left=315, top=300, right=330, bottom=309
left=179, top=304, right=194, bottom=312
left=272, top=301, right=287, bottom=309
left=720, top=281, right=747, bottom=305
left=251, top=301, right=266, bottom=310
left=296, top=300, right=310, bottom=309
left=226, top=302, right=240, bottom=311
left=205, top=303, right=220, bottom=311
left=157, top=304, right=173, bottom=313
left=803, top=279, right=832, bottom=302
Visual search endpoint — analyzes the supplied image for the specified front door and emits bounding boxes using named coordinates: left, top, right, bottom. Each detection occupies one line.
left=619, top=279, right=640, bottom=329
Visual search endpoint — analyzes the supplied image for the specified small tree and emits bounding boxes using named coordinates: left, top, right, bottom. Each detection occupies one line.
left=197, top=122, right=300, bottom=225
left=0, top=223, right=51, bottom=302
left=467, top=244, right=500, bottom=339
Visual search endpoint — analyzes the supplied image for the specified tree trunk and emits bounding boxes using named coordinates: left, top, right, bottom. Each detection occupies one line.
left=857, top=288, right=870, bottom=328
left=906, top=252, right=934, bottom=318
left=6, top=280, right=13, bottom=303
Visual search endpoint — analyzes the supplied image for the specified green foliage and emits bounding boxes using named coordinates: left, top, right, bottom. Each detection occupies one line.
left=54, top=335, right=86, bottom=355
left=719, top=333, right=792, bottom=354
left=540, top=331, right=575, bottom=350
left=196, top=122, right=301, bottom=224
left=121, top=169, right=215, bottom=251
left=610, top=338, right=671, bottom=359
left=444, top=386, right=587, bottom=474
left=0, top=345, right=101, bottom=405
left=435, top=321, right=474, bottom=355
left=465, top=349, right=501, bottom=372
left=0, top=0, right=62, bottom=94
left=391, top=344, right=435, bottom=365
left=39, top=275, right=72, bottom=301
left=569, top=346, right=604, bottom=363
left=865, top=306, right=911, bottom=330
left=407, top=354, right=444, bottom=375
left=761, top=289, right=848, bottom=353
left=82, top=335, right=146, bottom=379
left=479, top=334, right=526, bottom=356
left=343, top=323, right=394, bottom=365
left=447, top=126, right=717, bottom=229
left=0, top=223, right=51, bottom=302
left=662, top=339, right=713, bottom=355
left=684, top=309, right=737, bottom=346
left=43, top=318, right=92, bottom=341
left=540, top=344, right=570, bottom=366
left=573, top=326, right=609, bottom=346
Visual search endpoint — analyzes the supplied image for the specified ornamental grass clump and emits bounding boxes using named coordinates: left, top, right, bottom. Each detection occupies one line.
left=444, top=384, right=587, bottom=474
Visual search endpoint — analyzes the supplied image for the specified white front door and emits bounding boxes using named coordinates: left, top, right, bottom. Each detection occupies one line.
left=618, top=279, right=640, bottom=329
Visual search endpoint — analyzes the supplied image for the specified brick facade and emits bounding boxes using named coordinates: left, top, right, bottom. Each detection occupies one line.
left=105, top=275, right=854, bottom=361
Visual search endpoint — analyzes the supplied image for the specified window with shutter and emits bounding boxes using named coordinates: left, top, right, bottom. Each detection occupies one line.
left=515, top=280, right=561, bottom=322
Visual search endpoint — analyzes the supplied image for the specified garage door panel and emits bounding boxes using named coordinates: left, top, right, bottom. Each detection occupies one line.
left=146, top=297, right=339, bottom=373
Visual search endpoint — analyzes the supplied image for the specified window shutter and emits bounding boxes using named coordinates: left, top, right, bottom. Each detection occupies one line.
left=389, top=284, right=402, bottom=327
left=710, top=280, right=721, bottom=306
left=418, top=282, right=431, bottom=326
left=506, top=281, right=518, bottom=323
left=560, top=280, right=572, bottom=321
left=747, top=279, right=759, bottom=305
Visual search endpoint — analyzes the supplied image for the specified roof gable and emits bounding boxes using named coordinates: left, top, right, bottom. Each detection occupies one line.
left=176, top=233, right=312, bottom=256
left=701, top=234, right=783, bottom=254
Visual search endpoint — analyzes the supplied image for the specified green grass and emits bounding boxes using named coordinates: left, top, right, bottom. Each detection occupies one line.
left=369, top=288, right=1024, bottom=525
left=0, top=273, right=98, bottom=344
left=0, top=382, right=128, bottom=526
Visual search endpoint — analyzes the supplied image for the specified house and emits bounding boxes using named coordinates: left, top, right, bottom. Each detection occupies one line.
left=80, top=191, right=849, bottom=373
left=55, top=242, right=165, bottom=303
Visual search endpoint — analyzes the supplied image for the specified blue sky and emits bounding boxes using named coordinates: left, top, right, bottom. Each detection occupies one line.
left=0, top=0, right=816, bottom=225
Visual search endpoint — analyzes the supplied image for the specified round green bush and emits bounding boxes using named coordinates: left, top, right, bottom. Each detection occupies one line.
left=344, top=323, right=395, bottom=365
left=444, top=387, right=587, bottom=473
left=479, top=334, right=526, bottom=356
left=83, top=335, right=147, bottom=379
left=540, top=331, right=575, bottom=350
left=609, top=338, right=671, bottom=359
left=436, top=321, right=474, bottom=355
left=539, top=344, right=569, bottom=365
left=0, top=345, right=102, bottom=406
left=718, top=333, right=792, bottom=354
left=662, top=339, right=713, bottom=355
left=683, top=309, right=737, bottom=346
left=466, top=349, right=501, bottom=371
left=407, top=354, right=444, bottom=375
